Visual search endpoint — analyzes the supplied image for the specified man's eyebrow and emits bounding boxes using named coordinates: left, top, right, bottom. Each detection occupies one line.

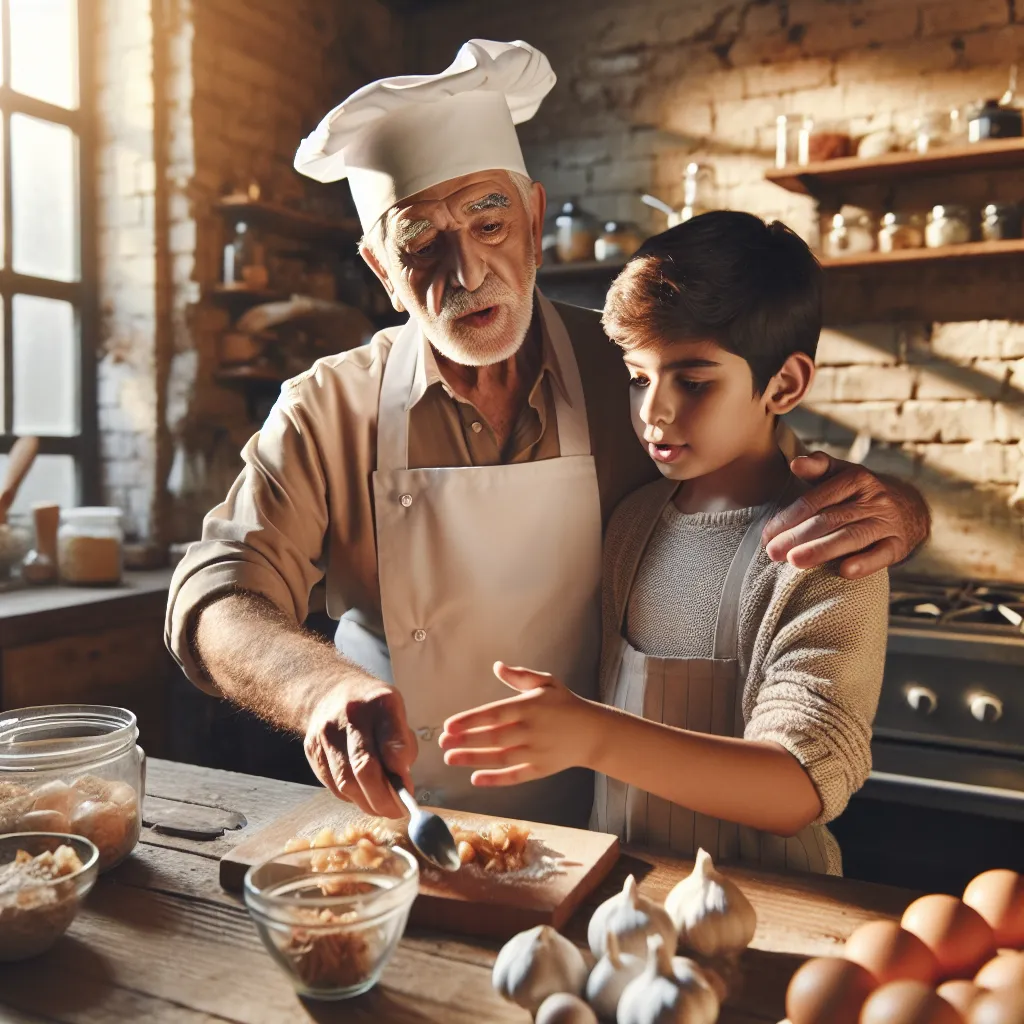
left=465, top=192, right=511, bottom=213
left=394, top=218, right=434, bottom=248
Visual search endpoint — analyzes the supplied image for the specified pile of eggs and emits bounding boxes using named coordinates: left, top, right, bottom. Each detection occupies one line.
left=784, top=867, right=1024, bottom=1024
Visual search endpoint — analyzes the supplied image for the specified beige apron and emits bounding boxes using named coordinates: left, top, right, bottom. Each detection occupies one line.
left=335, top=295, right=602, bottom=827
left=592, top=481, right=838, bottom=875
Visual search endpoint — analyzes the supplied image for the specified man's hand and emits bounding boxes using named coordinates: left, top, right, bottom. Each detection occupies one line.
left=304, top=679, right=418, bottom=818
left=763, top=452, right=931, bottom=579
left=438, top=662, right=602, bottom=786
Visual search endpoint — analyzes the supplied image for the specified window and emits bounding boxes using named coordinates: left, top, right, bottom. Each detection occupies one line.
left=0, top=0, right=95, bottom=513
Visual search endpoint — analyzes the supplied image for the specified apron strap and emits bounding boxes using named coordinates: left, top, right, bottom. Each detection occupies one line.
left=712, top=477, right=800, bottom=662
left=376, top=319, right=423, bottom=473
left=535, top=291, right=592, bottom=458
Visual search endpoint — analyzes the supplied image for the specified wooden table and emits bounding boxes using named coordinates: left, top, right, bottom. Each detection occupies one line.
left=0, top=760, right=920, bottom=1023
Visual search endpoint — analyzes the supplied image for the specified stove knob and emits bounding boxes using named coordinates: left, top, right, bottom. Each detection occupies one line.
left=969, top=693, right=1003, bottom=724
left=905, top=685, right=937, bottom=715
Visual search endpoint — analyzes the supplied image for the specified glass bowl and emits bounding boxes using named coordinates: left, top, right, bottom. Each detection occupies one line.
left=244, top=843, right=418, bottom=1000
left=0, top=705, right=144, bottom=872
left=0, top=832, right=99, bottom=961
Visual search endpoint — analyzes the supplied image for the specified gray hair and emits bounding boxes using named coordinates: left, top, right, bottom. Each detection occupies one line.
left=359, top=170, right=535, bottom=258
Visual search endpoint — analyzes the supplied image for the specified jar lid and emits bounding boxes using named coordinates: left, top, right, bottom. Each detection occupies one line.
left=984, top=202, right=1019, bottom=215
left=882, top=211, right=923, bottom=225
left=62, top=506, right=123, bottom=520
left=931, top=204, right=970, bottom=218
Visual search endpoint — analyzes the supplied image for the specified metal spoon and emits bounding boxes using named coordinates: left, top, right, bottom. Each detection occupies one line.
left=386, top=771, right=460, bottom=872
left=641, top=193, right=676, bottom=217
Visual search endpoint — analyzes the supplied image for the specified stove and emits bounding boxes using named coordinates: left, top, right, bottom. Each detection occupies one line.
left=865, top=574, right=1024, bottom=822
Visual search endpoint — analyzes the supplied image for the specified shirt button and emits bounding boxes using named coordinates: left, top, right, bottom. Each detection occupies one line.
left=471, top=421, right=483, bottom=434
left=399, top=493, right=413, bottom=507
left=412, top=628, right=427, bottom=642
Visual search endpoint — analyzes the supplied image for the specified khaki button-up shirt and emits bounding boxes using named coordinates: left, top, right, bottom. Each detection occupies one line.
left=165, top=294, right=804, bottom=692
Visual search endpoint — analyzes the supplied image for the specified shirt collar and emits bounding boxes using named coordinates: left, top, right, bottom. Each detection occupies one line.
left=405, top=287, right=572, bottom=411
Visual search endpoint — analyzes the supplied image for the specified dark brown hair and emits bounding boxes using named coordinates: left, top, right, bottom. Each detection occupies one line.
left=602, top=211, right=822, bottom=393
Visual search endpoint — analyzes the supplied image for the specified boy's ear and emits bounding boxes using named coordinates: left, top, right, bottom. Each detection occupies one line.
left=765, top=352, right=815, bottom=415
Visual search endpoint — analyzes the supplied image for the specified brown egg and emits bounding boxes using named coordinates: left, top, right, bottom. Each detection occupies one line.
left=975, top=950, right=1024, bottom=990
left=845, top=919, right=942, bottom=985
left=785, top=956, right=877, bottom=1024
left=938, top=981, right=985, bottom=1016
left=964, top=871, right=1024, bottom=950
left=859, top=980, right=965, bottom=1024
left=968, top=988, right=1024, bottom=1024
left=902, top=895, right=996, bottom=979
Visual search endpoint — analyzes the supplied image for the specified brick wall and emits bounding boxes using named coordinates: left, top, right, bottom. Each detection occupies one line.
left=412, top=0, right=1024, bottom=581
left=95, top=0, right=403, bottom=544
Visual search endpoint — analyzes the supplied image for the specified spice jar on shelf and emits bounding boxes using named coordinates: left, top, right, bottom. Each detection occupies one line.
left=925, top=205, right=972, bottom=248
left=981, top=202, right=1022, bottom=242
left=775, top=114, right=803, bottom=168
left=878, top=212, right=925, bottom=253
left=57, top=508, right=124, bottom=586
left=824, top=210, right=876, bottom=258
left=594, top=222, right=642, bottom=262
left=555, top=200, right=600, bottom=263
left=799, top=117, right=853, bottom=164
left=222, top=221, right=268, bottom=290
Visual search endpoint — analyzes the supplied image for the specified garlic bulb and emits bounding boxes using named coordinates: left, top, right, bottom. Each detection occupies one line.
left=616, top=934, right=720, bottom=1024
left=536, top=993, right=599, bottom=1024
left=664, top=848, right=756, bottom=957
left=587, top=874, right=677, bottom=960
left=586, top=931, right=645, bottom=1021
left=492, top=924, right=588, bottom=1015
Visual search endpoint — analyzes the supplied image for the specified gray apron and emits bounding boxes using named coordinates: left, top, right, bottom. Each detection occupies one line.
left=335, top=294, right=603, bottom=826
left=592, top=481, right=839, bottom=874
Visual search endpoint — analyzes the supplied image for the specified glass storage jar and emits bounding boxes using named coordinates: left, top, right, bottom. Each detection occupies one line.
left=878, top=212, right=925, bottom=253
left=0, top=705, right=144, bottom=872
left=925, top=205, right=972, bottom=248
left=57, top=507, right=123, bottom=585
left=824, top=211, right=876, bottom=258
left=554, top=200, right=600, bottom=263
left=981, top=202, right=1022, bottom=241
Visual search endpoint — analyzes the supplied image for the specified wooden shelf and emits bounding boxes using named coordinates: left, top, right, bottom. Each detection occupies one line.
left=820, top=237, right=1024, bottom=268
left=211, top=284, right=289, bottom=304
left=767, top=138, right=1024, bottom=197
left=216, top=195, right=360, bottom=244
left=214, top=365, right=286, bottom=385
left=537, top=259, right=626, bottom=280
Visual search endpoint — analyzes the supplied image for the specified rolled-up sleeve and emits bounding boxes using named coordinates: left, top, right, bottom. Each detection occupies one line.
left=165, top=389, right=330, bottom=692
left=744, top=566, right=889, bottom=824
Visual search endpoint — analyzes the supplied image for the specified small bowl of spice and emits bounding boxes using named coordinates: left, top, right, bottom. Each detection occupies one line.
left=244, top=841, right=418, bottom=1000
left=0, top=832, right=99, bottom=961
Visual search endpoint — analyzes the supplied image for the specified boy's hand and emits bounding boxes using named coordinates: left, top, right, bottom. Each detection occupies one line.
left=763, top=452, right=930, bottom=579
left=438, top=661, right=602, bottom=786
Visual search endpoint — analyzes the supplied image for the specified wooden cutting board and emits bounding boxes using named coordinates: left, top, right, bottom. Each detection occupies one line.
left=220, top=790, right=619, bottom=940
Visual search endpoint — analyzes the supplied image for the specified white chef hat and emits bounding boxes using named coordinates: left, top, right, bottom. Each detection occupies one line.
left=294, top=39, right=555, bottom=232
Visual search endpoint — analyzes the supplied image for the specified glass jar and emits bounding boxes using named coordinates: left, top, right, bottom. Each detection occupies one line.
left=222, top=221, right=268, bottom=290
left=0, top=705, right=144, bottom=872
left=824, top=211, right=876, bottom=258
left=981, top=202, right=1022, bottom=242
left=594, top=221, right=642, bottom=262
left=555, top=200, right=600, bottom=264
left=925, top=205, right=972, bottom=248
left=775, top=114, right=803, bottom=168
left=878, top=212, right=925, bottom=253
left=57, top=507, right=124, bottom=586
left=968, top=99, right=1023, bottom=142
left=799, top=116, right=853, bottom=164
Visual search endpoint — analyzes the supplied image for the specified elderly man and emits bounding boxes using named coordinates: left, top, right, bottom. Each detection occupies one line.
left=166, top=40, right=929, bottom=829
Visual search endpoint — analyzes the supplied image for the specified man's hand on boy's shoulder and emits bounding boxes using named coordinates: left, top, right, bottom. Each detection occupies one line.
left=761, top=452, right=930, bottom=580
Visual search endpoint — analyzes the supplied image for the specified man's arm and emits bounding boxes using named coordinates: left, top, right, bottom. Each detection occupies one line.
left=762, top=453, right=930, bottom=578
left=193, top=592, right=415, bottom=819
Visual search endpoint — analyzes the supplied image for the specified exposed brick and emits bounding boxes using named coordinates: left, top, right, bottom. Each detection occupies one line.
left=816, top=324, right=900, bottom=365
left=921, top=442, right=1017, bottom=484
left=930, top=321, right=1007, bottom=362
left=995, top=403, right=1024, bottom=443
left=901, top=400, right=997, bottom=443
left=742, top=59, right=833, bottom=99
left=915, top=361, right=1009, bottom=400
left=920, top=0, right=1008, bottom=36
left=798, top=5, right=921, bottom=58
left=807, top=401, right=903, bottom=442
left=831, top=365, right=916, bottom=402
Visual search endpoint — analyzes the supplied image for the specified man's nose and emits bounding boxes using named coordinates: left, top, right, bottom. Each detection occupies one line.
left=448, top=232, right=488, bottom=294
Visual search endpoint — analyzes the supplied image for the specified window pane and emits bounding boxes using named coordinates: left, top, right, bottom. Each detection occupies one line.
left=9, top=0, right=78, bottom=110
left=11, top=114, right=78, bottom=281
left=0, top=453, right=76, bottom=515
left=13, top=295, right=77, bottom=435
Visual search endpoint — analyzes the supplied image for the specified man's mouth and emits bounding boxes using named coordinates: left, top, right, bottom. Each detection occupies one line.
left=456, top=305, right=499, bottom=327
left=648, top=442, right=688, bottom=463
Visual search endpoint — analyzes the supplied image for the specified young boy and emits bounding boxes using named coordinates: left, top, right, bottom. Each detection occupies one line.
left=438, top=211, right=888, bottom=875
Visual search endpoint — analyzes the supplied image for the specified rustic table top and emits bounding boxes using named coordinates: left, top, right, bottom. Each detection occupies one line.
left=0, top=759, right=920, bottom=1023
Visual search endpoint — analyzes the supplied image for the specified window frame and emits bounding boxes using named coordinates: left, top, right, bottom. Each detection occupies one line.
left=0, top=0, right=97, bottom=504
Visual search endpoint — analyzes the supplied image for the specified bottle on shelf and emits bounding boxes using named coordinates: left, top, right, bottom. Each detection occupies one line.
left=222, top=221, right=268, bottom=291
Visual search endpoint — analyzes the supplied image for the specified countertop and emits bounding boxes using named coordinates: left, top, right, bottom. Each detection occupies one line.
left=0, top=758, right=921, bottom=1023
